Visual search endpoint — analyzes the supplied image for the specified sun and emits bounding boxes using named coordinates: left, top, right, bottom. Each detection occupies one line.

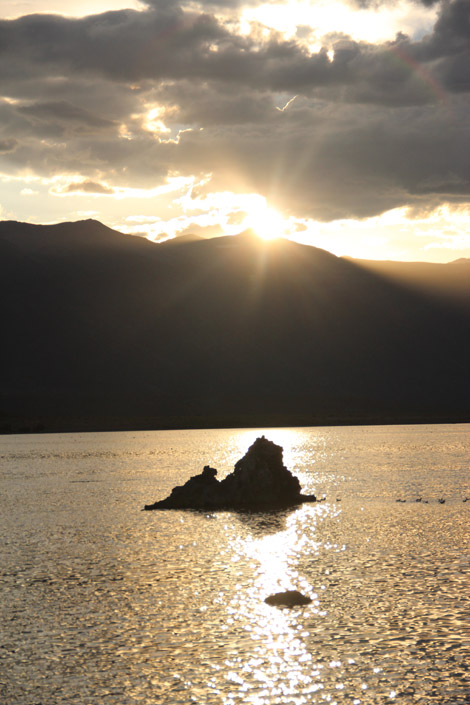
left=242, top=204, right=288, bottom=241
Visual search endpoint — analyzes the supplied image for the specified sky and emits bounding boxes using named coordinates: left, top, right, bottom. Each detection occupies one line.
left=0, top=0, right=469, bottom=261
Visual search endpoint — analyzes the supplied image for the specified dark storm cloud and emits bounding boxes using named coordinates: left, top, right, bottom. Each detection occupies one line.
left=142, top=0, right=262, bottom=8
left=413, top=0, right=470, bottom=92
left=363, top=0, right=442, bottom=8
left=0, top=137, right=17, bottom=152
left=17, top=101, right=117, bottom=138
left=0, top=3, right=468, bottom=97
left=0, top=8, right=225, bottom=84
left=347, top=0, right=440, bottom=7
left=0, top=0, right=469, bottom=221
left=152, top=81, right=279, bottom=125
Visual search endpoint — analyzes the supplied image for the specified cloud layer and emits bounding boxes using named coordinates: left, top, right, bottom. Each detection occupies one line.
left=0, top=0, right=469, bottom=225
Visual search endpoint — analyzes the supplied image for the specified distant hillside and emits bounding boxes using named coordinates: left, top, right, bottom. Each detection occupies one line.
left=1, top=220, right=469, bottom=432
left=352, top=257, right=470, bottom=307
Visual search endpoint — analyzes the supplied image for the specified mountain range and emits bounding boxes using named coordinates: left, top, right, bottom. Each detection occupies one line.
left=1, top=219, right=469, bottom=432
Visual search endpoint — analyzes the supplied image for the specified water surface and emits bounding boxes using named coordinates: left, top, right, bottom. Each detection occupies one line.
left=1, top=425, right=469, bottom=704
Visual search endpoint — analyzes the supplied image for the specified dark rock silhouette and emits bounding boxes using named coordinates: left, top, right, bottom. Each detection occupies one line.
left=264, top=590, right=312, bottom=607
left=144, top=436, right=316, bottom=510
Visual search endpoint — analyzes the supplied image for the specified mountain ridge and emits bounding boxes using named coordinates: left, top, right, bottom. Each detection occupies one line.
left=1, top=219, right=469, bottom=433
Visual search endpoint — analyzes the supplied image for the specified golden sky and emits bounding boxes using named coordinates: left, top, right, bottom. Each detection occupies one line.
left=1, top=0, right=469, bottom=261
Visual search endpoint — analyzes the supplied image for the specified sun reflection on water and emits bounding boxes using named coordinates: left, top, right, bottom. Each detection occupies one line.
left=242, top=512, right=317, bottom=597
left=217, top=502, right=343, bottom=704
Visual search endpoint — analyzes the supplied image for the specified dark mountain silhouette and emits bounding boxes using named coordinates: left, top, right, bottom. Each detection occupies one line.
left=1, top=219, right=469, bottom=432
left=352, top=257, right=470, bottom=306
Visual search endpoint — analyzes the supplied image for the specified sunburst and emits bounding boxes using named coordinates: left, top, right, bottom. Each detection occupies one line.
left=242, top=204, right=287, bottom=241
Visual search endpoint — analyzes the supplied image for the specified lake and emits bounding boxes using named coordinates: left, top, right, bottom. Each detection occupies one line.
left=1, top=424, right=470, bottom=704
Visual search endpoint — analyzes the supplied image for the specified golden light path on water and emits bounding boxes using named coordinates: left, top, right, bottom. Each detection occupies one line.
left=215, top=501, right=348, bottom=704
left=204, top=429, right=346, bottom=703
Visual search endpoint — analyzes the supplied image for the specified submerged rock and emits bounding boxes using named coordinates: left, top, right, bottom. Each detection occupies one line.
left=264, top=590, right=312, bottom=607
left=144, top=436, right=316, bottom=511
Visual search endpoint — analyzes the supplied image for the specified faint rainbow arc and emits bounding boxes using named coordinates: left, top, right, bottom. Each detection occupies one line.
left=390, top=44, right=450, bottom=110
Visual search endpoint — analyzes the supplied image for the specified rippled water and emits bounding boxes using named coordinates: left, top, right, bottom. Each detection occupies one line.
left=1, top=425, right=470, bottom=704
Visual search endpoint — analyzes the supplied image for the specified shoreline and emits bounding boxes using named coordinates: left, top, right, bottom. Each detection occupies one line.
left=2, top=411, right=469, bottom=435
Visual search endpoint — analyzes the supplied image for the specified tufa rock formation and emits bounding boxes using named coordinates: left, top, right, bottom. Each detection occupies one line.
left=144, top=436, right=316, bottom=511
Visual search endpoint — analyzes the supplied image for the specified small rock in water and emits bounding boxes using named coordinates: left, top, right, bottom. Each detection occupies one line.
left=264, top=590, right=312, bottom=607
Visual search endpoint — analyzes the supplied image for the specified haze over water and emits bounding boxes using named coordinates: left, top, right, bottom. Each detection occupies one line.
left=1, top=424, right=470, bottom=704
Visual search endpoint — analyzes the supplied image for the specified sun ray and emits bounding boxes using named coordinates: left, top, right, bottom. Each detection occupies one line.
left=241, top=203, right=288, bottom=241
